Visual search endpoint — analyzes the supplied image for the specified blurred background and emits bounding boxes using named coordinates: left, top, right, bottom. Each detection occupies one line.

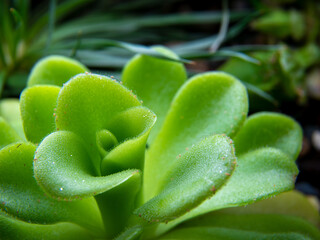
left=0, top=0, right=319, bottom=204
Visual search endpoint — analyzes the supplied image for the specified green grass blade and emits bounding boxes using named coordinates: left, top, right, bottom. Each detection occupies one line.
left=222, top=44, right=281, bottom=52
left=27, top=0, right=92, bottom=42
left=46, top=0, right=56, bottom=51
left=210, top=0, right=229, bottom=52
left=48, top=38, right=190, bottom=63
left=172, top=11, right=258, bottom=55
left=242, top=82, right=278, bottom=106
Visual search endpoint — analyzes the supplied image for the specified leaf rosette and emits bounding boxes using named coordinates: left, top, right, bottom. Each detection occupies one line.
left=0, top=53, right=319, bottom=240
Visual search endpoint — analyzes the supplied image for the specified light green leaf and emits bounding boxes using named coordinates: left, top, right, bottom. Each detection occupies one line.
left=115, top=225, right=143, bottom=240
left=20, top=85, right=60, bottom=144
left=175, top=201, right=320, bottom=240
left=0, top=211, right=93, bottom=240
left=157, top=227, right=311, bottom=240
left=27, top=55, right=88, bottom=87
left=135, top=135, right=236, bottom=223
left=0, top=142, right=104, bottom=234
left=122, top=46, right=187, bottom=144
left=218, top=51, right=279, bottom=91
left=152, top=148, right=298, bottom=237
left=219, top=190, right=320, bottom=228
left=144, top=72, right=248, bottom=201
left=34, top=130, right=142, bottom=238
left=0, top=99, right=25, bottom=139
left=55, top=73, right=143, bottom=174
left=101, top=106, right=156, bottom=175
left=34, top=131, right=141, bottom=201
left=150, top=112, right=302, bottom=235
left=234, top=112, right=302, bottom=159
left=197, top=148, right=298, bottom=209
left=95, top=173, right=141, bottom=238
left=0, top=117, right=21, bottom=149
left=159, top=214, right=319, bottom=240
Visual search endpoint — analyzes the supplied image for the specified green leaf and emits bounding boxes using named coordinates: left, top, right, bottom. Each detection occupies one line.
left=100, top=106, right=156, bottom=175
left=219, top=190, right=320, bottom=228
left=55, top=73, right=142, bottom=174
left=152, top=148, right=298, bottom=237
left=0, top=142, right=104, bottom=234
left=95, top=173, right=141, bottom=238
left=0, top=211, right=93, bottom=240
left=0, top=117, right=21, bottom=149
left=115, top=225, right=143, bottom=240
left=175, top=195, right=320, bottom=240
left=0, top=99, right=25, bottom=140
left=122, top=46, right=187, bottom=144
left=34, top=131, right=141, bottom=200
left=158, top=227, right=312, bottom=240
left=20, top=85, right=60, bottom=144
left=27, top=55, right=88, bottom=87
left=252, top=10, right=305, bottom=40
left=34, top=130, right=142, bottom=238
left=143, top=72, right=248, bottom=201
left=151, top=112, right=302, bottom=234
left=218, top=51, right=279, bottom=92
left=135, top=135, right=236, bottom=223
left=234, top=112, right=303, bottom=159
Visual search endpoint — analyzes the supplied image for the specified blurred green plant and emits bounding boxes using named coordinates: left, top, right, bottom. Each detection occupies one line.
left=220, top=0, right=320, bottom=108
left=0, top=0, right=251, bottom=98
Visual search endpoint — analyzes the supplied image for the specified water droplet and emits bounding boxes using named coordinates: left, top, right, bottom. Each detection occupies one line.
left=52, top=162, right=55, bottom=164
left=60, top=187, right=63, bottom=191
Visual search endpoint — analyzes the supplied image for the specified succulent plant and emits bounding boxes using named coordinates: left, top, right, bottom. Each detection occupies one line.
left=0, top=50, right=319, bottom=240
